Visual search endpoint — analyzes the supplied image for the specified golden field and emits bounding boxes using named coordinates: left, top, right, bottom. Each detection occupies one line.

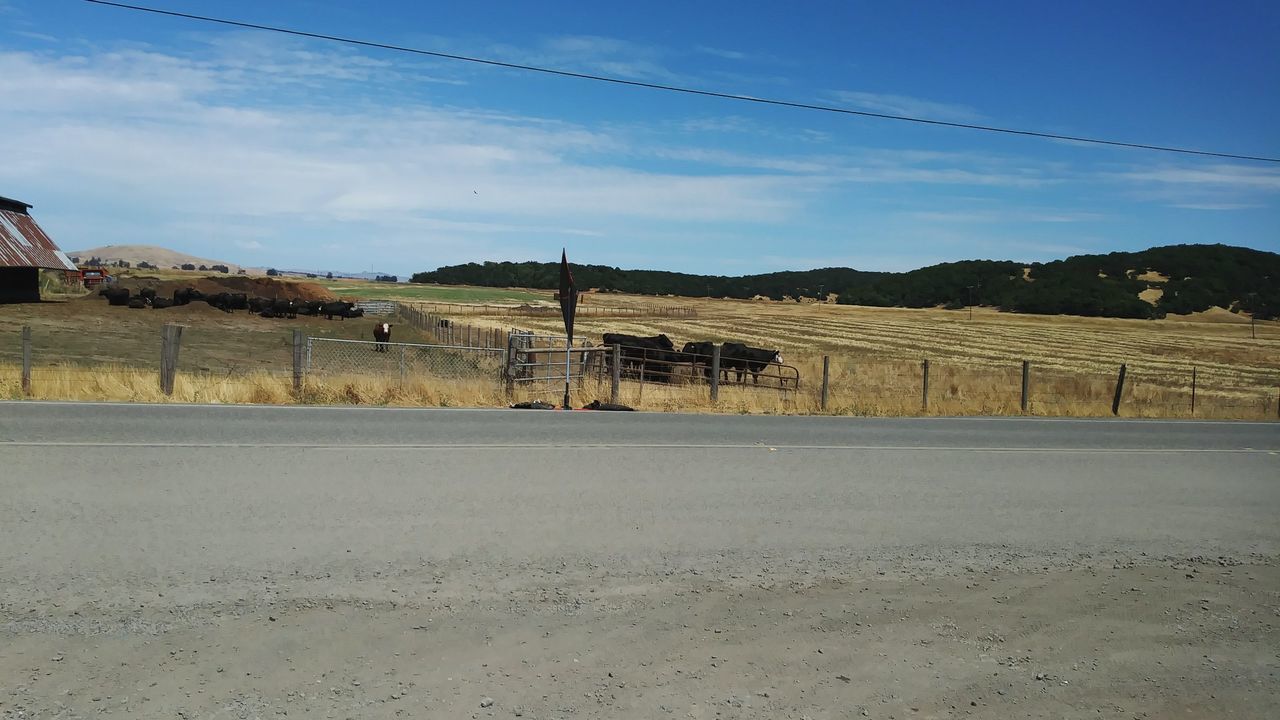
left=2, top=281, right=1277, bottom=418
left=409, top=292, right=1280, bottom=419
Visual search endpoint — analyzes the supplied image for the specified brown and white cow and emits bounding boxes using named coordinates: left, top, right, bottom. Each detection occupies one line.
left=373, top=322, right=392, bottom=352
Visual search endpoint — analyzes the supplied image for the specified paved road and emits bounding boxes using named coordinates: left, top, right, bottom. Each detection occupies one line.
left=2, top=401, right=1276, bottom=605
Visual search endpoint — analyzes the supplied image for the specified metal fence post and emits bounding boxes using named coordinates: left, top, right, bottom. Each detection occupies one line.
left=1182, top=363, right=1192, bottom=415
left=1021, top=360, right=1030, bottom=414
left=921, top=359, right=930, bottom=412
left=710, top=345, right=721, bottom=404
left=292, top=329, right=304, bottom=392
left=1112, top=363, right=1127, bottom=416
left=21, top=325, right=31, bottom=396
left=820, top=355, right=830, bottom=411
left=159, top=324, right=183, bottom=396
left=610, top=344, right=621, bottom=404
left=399, top=345, right=407, bottom=387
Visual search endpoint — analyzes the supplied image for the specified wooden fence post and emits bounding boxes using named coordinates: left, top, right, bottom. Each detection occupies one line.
left=710, top=345, right=721, bottom=404
left=1191, top=367, right=1197, bottom=415
left=610, top=344, right=621, bottom=404
left=1111, top=363, right=1127, bottom=416
left=820, top=355, right=830, bottom=411
left=21, top=325, right=31, bottom=396
left=292, top=329, right=304, bottom=392
left=503, top=333, right=516, bottom=398
left=921, top=359, right=930, bottom=412
left=159, top=324, right=183, bottom=396
left=1021, top=360, right=1030, bottom=414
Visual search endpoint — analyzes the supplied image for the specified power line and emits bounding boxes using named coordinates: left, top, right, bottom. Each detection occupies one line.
left=83, top=0, right=1279, bottom=164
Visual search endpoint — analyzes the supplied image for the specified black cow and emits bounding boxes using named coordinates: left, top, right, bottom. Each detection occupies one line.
left=681, top=341, right=719, bottom=381
left=137, top=287, right=157, bottom=304
left=126, top=297, right=147, bottom=309
left=321, top=301, right=364, bottom=320
left=151, top=297, right=173, bottom=309
left=721, top=342, right=783, bottom=384
left=373, top=322, right=392, bottom=352
left=173, top=287, right=204, bottom=306
left=297, top=300, right=324, bottom=316
left=102, top=287, right=130, bottom=306
left=248, top=297, right=272, bottom=314
left=602, top=333, right=677, bottom=381
left=271, top=298, right=298, bottom=318
left=205, top=292, right=248, bottom=313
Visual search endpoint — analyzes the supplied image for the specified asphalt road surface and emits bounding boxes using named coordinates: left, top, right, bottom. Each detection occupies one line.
left=2, top=402, right=1277, bottom=719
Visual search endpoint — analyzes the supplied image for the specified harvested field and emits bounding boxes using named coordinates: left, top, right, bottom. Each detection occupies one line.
left=2, top=283, right=1277, bottom=418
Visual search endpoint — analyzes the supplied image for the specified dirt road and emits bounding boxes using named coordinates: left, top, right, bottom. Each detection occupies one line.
left=2, top=404, right=1277, bottom=718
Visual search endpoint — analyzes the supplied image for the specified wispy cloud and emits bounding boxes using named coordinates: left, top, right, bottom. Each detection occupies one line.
left=909, top=210, right=1104, bottom=224
left=695, top=45, right=748, bottom=61
left=0, top=44, right=819, bottom=270
left=1170, top=202, right=1263, bottom=211
left=829, top=90, right=984, bottom=122
left=1103, top=163, right=1280, bottom=209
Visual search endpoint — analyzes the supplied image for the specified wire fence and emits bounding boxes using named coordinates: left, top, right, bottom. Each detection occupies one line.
left=3, top=321, right=1278, bottom=419
left=305, top=337, right=506, bottom=384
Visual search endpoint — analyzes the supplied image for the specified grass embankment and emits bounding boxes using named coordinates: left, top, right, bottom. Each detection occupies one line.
left=3, top=361, right=1274, bottom=419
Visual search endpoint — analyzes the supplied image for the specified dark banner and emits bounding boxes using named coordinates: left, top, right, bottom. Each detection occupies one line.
left=558, top=249, right=579, bottom=344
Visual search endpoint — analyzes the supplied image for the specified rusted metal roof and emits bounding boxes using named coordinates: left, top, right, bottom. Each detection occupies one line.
left=0, top=196, right=78, bottom=271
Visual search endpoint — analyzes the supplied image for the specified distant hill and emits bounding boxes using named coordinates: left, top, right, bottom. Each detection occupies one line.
left=412, top=244, right=1279, bottom=320
left=67, top=245, right=259, bottom=274
left=412, top=263, right=879, bottom=302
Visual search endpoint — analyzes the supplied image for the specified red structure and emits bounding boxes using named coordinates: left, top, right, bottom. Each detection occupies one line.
left=0, top=195, right=78, bottom=302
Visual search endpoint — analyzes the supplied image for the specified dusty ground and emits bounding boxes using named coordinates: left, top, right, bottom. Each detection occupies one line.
left=4, top=559, right=1277, bottom=720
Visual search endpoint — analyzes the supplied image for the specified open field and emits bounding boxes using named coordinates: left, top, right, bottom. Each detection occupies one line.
left=314, top=278, right=550, bottom=304
left=3, top=281, right=1278, bottom=417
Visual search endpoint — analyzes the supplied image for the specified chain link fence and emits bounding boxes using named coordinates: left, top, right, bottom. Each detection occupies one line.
left=305, top=337, right=506, bottom=385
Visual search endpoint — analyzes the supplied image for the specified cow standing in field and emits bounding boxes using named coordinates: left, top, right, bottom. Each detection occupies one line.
left=681, top=341, right=719, bottom=381
left=721, top=342, right=783, bottom=384
left=602, top=333, right=678, bottom=382
left=373, top=322, right=392, bottom=352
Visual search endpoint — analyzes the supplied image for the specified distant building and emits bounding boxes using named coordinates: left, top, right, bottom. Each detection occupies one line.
left=0, top=196, right=78, bottom=303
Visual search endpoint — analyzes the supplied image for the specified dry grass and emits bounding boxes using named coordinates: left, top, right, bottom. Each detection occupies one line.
left=3, top=358, right=1275, bottom=419
left=3, top=286, right=1278, bottom=419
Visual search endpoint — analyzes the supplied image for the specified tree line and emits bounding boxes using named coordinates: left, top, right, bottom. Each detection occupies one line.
left=410, top=244, right=1278, bottom=320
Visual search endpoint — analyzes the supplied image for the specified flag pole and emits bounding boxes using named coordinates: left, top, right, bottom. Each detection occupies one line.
left=558, top=248, right=578, bottom=410
left=563, top=336, right=571, bottom=410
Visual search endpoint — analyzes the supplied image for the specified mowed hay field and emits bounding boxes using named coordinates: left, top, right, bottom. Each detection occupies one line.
left=420, top=292, right=1280, bottom=419
left=3, top=280, right=1278, bottom=418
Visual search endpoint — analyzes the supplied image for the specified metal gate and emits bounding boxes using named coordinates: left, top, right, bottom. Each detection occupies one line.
left=506, top=330, right=601, bottom=390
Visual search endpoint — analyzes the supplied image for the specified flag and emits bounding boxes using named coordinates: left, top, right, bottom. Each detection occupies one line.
left=558, top=248, right=579, bottom=344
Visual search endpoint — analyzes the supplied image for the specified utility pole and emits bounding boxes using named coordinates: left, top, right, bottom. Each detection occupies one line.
left=966, top=285, right=975, bottom=321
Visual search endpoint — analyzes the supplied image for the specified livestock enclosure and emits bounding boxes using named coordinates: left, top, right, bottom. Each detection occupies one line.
left=1, top=286, right=1278, bottom=418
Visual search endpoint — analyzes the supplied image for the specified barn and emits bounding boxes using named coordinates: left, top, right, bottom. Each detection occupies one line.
left=0, top=195, right=78, bottom=303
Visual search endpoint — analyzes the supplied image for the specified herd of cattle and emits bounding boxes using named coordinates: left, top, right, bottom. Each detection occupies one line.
left=600, top=333, right=783, bottom=384
left=98, top=286, right=365, bottom=319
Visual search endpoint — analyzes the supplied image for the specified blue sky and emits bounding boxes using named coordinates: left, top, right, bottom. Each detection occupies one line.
left=1, top=0, right=1277, bottom=276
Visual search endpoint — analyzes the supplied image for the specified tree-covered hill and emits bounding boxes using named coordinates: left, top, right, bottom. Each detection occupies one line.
left=410, top=244, right=1278, bottom=320
left=412, top=262, right=880, bottom=301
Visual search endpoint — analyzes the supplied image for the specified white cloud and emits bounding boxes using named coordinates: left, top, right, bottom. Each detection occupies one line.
left=695, top=45, right=748, bottom=61
left=830, top=90, right=984, bottom=123
left=1102, top=163, right=1280, bottom=209
left=1170, top=202, right=1262, bottom=211
left=0, top=44, right=824, bottom=271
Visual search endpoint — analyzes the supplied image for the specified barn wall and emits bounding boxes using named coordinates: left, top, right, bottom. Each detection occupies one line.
left=0, top=267, right=40, bottom=303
